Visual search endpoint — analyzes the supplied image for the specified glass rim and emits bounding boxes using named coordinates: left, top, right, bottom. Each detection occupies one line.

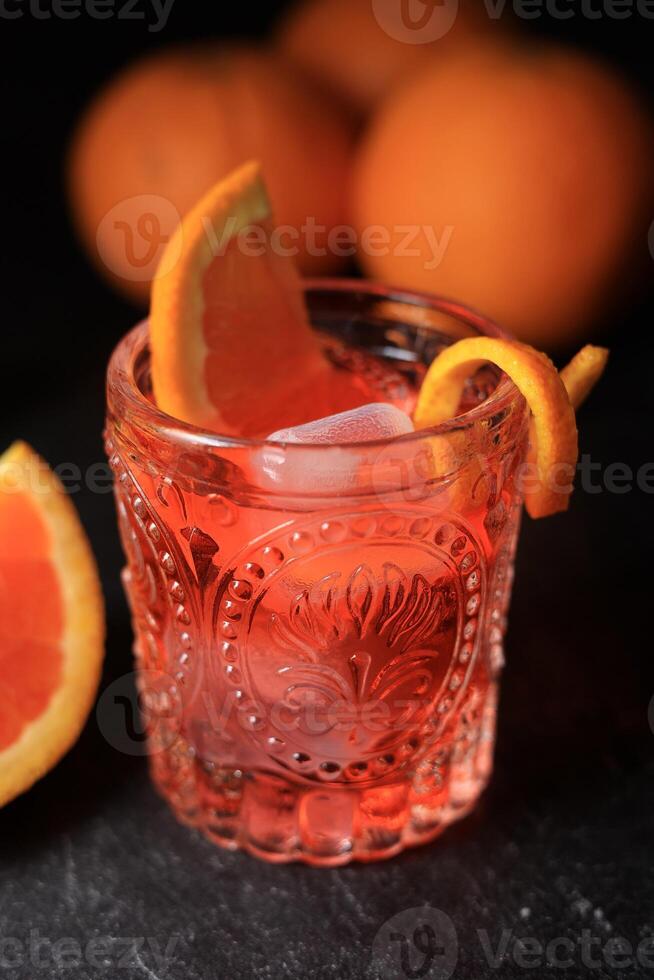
left=106, top=278, right=524, bottom=453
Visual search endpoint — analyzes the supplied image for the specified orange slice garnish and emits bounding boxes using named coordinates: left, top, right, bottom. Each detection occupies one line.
left=0, top=442, right=104, bottom=807
left=414, top=337, right=580, bottom=518
left=150, top=160, right=329, bottom=436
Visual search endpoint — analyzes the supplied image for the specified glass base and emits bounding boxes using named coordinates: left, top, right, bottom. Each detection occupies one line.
left=148, top=683, right=498, bottom=867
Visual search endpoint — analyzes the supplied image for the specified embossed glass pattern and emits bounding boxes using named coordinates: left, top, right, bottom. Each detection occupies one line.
left=106, top=281, right=529, bottom=866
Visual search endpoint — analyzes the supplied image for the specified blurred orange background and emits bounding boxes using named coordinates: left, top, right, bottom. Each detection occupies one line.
left=67, top=0, right=653, bottom=351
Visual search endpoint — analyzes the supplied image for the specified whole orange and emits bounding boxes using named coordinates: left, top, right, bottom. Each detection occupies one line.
left=68, top=44, right=355, bottom=304
left=352, top=41, right=654, bottom=348
left=276, top=0, right=497, bottom=116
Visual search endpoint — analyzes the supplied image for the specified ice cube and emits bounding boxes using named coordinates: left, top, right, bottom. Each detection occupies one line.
left=258, top=403, right=414, bottom=496
left=268, top=403, right=414, bottom=445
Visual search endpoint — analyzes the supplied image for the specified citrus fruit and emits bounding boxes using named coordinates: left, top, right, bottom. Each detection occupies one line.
left=0, top=442, right=104, bottom=807
left=414, top=337, right=579, bottom=518
left=150, top=161, right=331, bottom=436
left=276, top=0, right=496, bottom=116
left=352, top=40, right=653, bottom=348
left=68, top=44, right=355, bottom=303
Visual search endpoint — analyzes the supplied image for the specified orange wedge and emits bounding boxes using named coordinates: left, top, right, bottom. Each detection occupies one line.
left=414, top=337, right=579, bottom=519
left=0, top=442, right=104, bottom=807
left=150, top=160, right=329, bottom=436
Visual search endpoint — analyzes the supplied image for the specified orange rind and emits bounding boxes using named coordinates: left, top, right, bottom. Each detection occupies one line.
left=414, top=337, right=580, bottom=518
left=560, top=344, right=609, bottom=410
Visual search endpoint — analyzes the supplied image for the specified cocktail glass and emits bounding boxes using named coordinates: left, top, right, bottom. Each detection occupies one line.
left=105, top=280, right=529, bottom=866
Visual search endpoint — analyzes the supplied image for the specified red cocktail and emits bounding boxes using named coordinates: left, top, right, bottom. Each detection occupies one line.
left=106, top=281, right=529, bottom=865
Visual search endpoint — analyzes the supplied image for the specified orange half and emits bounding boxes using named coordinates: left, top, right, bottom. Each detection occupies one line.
left=0, top=442, right=104, bottom=807
left=150, top=160, right=329, bottom=436
left=414, top=337, right=580, bottom=518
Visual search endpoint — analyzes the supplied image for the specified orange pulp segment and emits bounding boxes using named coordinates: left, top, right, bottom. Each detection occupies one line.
left=150, top=160, right=329, bottom=436
left=0, top=442, right=104, bottom=807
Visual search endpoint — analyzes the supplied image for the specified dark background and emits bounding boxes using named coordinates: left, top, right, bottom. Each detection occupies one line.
left=1, top=3, right=653, bottom=978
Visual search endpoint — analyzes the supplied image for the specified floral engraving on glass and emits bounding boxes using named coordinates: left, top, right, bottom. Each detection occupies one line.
left=107, top=443, right=198, bottom=697
left=213, top=511, right=486, bottom=783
